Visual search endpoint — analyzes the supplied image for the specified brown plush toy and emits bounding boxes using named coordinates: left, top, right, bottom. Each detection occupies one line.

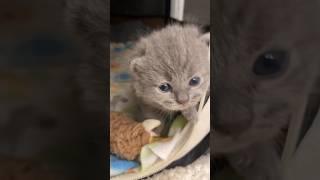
left=110, top=112, right=160, bottom=160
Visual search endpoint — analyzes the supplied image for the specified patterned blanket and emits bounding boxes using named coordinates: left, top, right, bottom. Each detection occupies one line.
left=110, top=42, right=138, bottom=114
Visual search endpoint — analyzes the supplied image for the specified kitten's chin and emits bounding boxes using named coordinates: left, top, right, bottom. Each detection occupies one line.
left=149, top=102, right=185, bottom=112
left=159, top=103, right=194, bottom=112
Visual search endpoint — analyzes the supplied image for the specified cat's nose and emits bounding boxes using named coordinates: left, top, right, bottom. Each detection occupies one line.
left=176, top=93, right=189, bottom=104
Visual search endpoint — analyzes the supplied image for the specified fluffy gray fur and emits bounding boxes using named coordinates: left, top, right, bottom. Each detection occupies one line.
left=213, top=0, right=320, bottom=179
left=129, top=25, right=210, bottom=132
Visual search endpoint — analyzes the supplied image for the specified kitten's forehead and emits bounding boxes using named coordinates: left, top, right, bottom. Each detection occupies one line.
left=141, top=25, right=209, bottom=80
left=214, top=0, right=320, bottom=64
left=222, top=2, right=317, bottom=29
left=219, top=0, right=320, bottom=22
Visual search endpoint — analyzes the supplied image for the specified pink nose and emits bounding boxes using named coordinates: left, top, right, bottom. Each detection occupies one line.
left=176, top=93, right=189, bottom=104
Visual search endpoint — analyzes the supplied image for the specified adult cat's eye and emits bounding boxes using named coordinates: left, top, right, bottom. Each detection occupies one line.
left=189, top=76, right=201, bottom=86
left=253, top=50, right=289, bottom=76
left=159, top=83, right=172, bottom=92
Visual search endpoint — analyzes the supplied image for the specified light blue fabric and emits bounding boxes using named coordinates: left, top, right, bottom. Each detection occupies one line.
left=110, top=155, right=139, bottom=177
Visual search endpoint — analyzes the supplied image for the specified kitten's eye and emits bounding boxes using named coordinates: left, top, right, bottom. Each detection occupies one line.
left=253, top=50, right=289, bottom=76
left=189, top=76, right=201, bottom=86
left=159, top=83, right=172, bottom=92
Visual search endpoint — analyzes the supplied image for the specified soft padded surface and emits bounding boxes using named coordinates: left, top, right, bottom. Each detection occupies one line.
left=148, top=153, right=210, bottom=180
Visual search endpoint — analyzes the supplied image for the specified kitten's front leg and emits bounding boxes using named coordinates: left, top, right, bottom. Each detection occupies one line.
left=181, top=106, right=198, bottom=123
left=139, top=103, right=167, bottom=134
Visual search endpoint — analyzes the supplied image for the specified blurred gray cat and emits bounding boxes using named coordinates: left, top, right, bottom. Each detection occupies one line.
left=213, top=0, right=320, bottom=179
left=129, top=25, right=210, bottom=133
left=65, top=1, right=108, bottom=178
left=65, top=0, right=108, bottom=114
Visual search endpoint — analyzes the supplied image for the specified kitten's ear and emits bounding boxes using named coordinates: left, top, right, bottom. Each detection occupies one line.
left=200, top=33, right=210, bottom=46
left=200, top=33, right=210, bottom=62
left=129, top=57, right=144, bottom=75
left=129, top=39, right=147, bottom=76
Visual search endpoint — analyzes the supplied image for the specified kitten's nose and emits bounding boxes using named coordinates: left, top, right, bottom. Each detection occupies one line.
left=176, top=93, right=189, bottom=104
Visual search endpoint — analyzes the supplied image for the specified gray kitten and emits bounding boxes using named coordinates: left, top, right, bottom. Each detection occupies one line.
left=129, top=25, right=210, bottom=133
left=213, top=0, right=320, bottom=179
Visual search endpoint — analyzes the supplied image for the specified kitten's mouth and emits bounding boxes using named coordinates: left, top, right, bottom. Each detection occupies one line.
left=158, top=97, right=201, bottom=111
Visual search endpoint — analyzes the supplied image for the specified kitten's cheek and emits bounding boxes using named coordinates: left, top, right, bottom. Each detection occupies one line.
left=191, top=94, right=202, bottom=102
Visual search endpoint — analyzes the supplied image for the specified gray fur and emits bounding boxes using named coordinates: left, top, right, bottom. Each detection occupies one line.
left=213, top=0, right=320, bottom=179
left=129, top=25, right=210, bottom=132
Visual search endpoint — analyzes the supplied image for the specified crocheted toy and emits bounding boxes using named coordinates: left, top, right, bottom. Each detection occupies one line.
left=110, top=112, right=160, bottom=160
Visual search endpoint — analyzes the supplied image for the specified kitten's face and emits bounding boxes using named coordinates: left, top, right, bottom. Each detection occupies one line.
left=213, top=0, right=320, bottom=147
left=130, top=25, right=210, bottom=111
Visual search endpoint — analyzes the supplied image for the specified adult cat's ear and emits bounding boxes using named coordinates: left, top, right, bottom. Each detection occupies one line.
left=200, top=33, right=210, bottom=46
